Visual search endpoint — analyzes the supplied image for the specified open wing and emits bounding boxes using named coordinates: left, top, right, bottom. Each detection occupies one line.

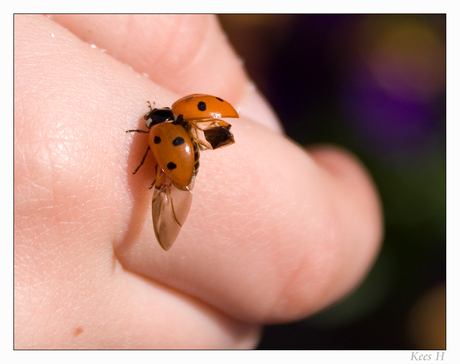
left=188, top=119, right=235, bottom=150
left=152, top=174, right=193, bottom=251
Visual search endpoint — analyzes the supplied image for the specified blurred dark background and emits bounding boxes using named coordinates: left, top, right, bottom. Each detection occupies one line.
left=219, top=14, right=446, bottom=350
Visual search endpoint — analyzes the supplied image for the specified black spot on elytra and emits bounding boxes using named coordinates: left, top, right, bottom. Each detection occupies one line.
left=167, top=162, right=177, bottom=170
left=153, top=136, right=161, bottom=144
left=198, top=101, right=206, bottom=111
left=172, top=137, right=185, bottom=146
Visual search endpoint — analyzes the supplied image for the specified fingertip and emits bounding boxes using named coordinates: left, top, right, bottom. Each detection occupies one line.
left=236, top=82, right=284, bottom=133
left=308, top=144, right=384, bottom=242
left=50, top=14, right=249, bottom=103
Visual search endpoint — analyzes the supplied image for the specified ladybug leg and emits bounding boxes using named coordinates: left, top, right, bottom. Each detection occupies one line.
left=186, top=121, right=212, bottom=150
left=126, top=129, right=148, bottom=134
left=148, top=178, right=156, bottom=190
left=150, top=164, right=164, bottom=190
left=132, top=145, right=151, bottom=175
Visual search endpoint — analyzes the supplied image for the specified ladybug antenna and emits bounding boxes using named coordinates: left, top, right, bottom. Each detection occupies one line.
left=147, top=101, right=155, bottom=111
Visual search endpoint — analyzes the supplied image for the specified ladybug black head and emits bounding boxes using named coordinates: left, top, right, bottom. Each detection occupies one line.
left=145, top=108, right=174, bottom=129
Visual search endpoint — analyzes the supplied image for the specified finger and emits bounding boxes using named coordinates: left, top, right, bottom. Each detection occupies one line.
left=50, top=14, right=245, bottom=100
left=14, top=15, right=260, bottom=348
left=119, top=117, right=382, bottom=323
left=49, top=14, right=282, bottom=132
left=16, top=14, right=382, bottom=330
left=14, top=252, right=260, bottom=348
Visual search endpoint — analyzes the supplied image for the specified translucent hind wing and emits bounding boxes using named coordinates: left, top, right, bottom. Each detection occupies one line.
left=203, top=124, right=235, bottom=149
left=152, top=179, right=193, bottom=251
left=189, top=119, right=235, bottom=150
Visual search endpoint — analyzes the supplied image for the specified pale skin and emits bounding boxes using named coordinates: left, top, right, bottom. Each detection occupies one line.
left=14, top=15, right=383, bottom=349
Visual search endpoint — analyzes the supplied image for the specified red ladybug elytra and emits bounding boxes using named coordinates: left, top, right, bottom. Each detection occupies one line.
left=126, top=94, right=238, bottom=250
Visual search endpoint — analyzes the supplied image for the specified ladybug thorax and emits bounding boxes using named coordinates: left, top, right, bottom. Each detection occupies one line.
left=149, top=123, right=195, bottom=187
left=145, top=108, right=174, bottom=128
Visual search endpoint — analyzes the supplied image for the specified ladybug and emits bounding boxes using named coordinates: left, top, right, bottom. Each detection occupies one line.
left=126, top=94, right=238, bottom=250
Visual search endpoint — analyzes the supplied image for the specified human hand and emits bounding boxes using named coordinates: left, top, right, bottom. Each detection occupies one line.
left=14, top=14, right=382, bottom=349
